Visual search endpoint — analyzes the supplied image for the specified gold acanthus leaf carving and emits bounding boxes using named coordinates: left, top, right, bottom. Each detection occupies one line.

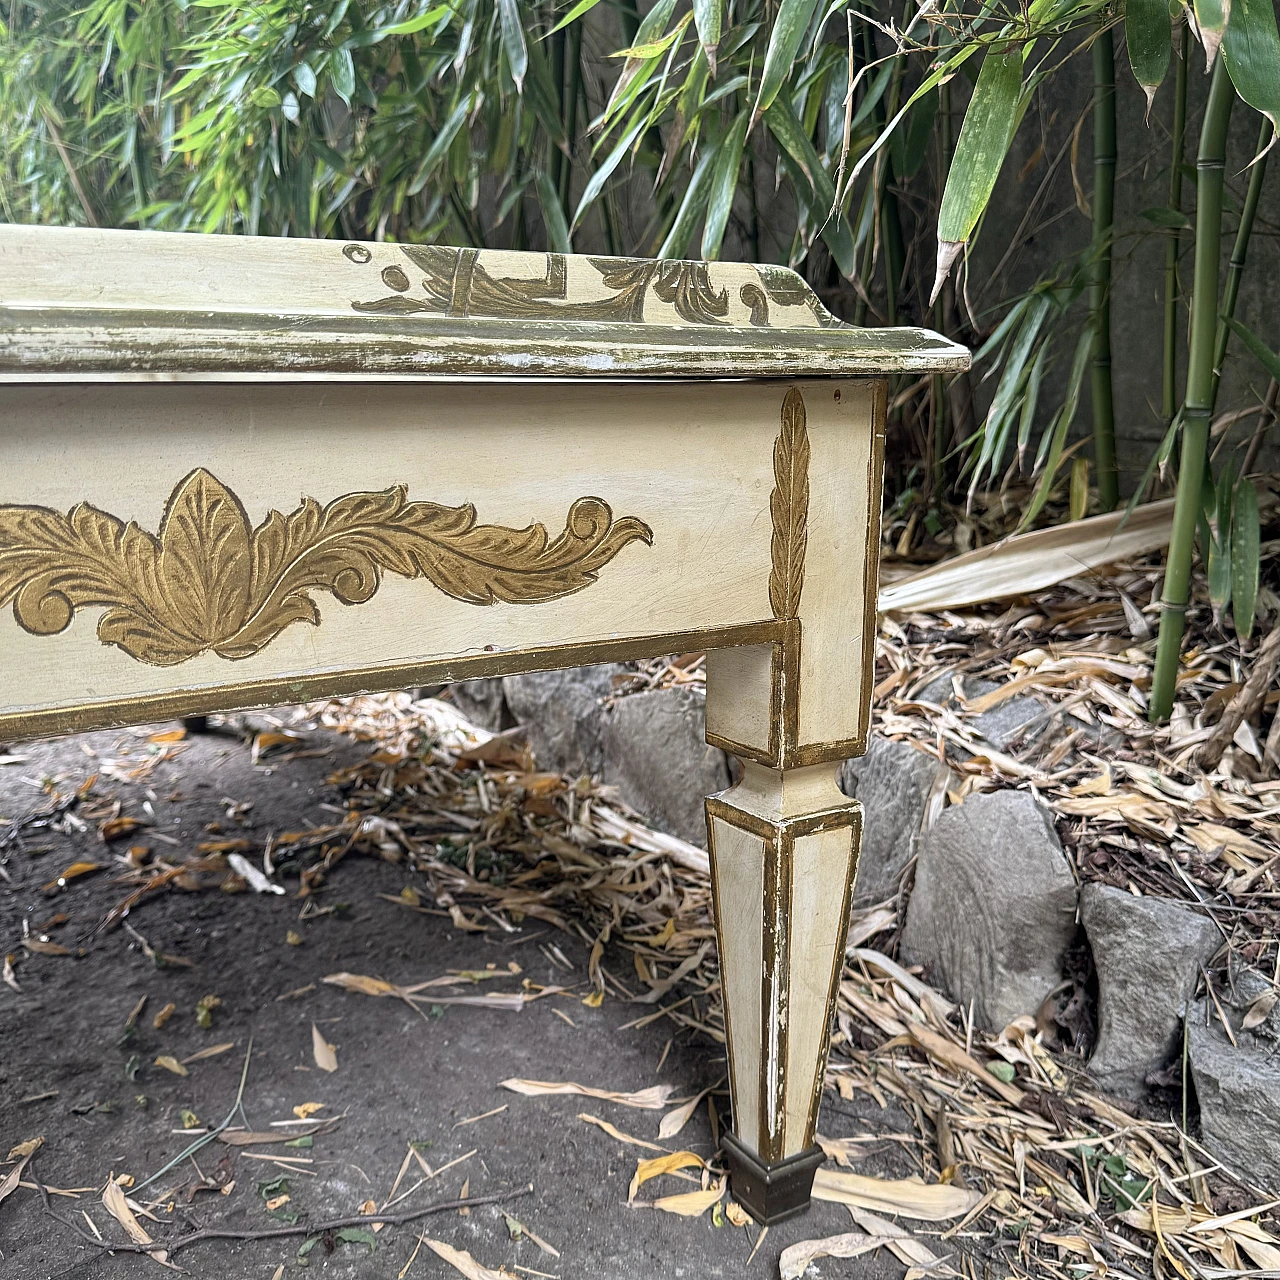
left=0, top=470, right=653, bottom=667
left=768, top=388, right=810, bottom=621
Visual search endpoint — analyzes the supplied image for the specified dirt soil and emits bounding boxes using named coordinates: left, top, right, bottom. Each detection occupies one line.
left=0, top=718, right=915, bottom=1280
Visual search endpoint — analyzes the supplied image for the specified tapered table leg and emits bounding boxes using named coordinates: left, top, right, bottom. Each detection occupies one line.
left=706, top=759, right=860, bottom=1223
left=701, top=379, right=885, bottom=1223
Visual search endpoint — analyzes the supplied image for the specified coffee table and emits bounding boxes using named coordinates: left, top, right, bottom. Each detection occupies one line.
left=0, top=224, right=968, bottom=1221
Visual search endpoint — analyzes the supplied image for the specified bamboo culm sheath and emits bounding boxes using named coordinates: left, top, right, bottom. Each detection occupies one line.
left=1150, top=61, right=1235, bottom=722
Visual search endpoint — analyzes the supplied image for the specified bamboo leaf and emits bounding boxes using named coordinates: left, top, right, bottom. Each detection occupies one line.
left=372, top=5, right=452, bottom=39
left=1232, top=477, right=1260, bottom=639
left=1070, top=457, right=1090, bottom=520
left=754, top=0, right=822, bottom=119
left=1193, top=0, right=1232, bottom=67
left=330, top=47, right=355, bottom=105
left=933, top=46, right=1024, bottom=302
left=570, top=116, right=645, bottom=229
left=763, top=94, right=856, bottom=275
left=1019, top=324, right=1093, bottom=531
left=534, top=169, right=571, bottom=252
left=702, top=109, right=749, bottom=259
left=498, top=0, right=528, bottom=92
left=1222, top=0, right=1280, bottom=133
left=293, top=61, right=317, bottom=98
left=1225, top=317, right=1280, bottom=382
left=692, top=0, right=723, bottom=76
left=547, top=0, right=604, bottom=37
left=658, top=144, right=717, bottom=258
left=407, top=93, right=472, bottom=195
left=1126, top=0, right=1171, bottom=113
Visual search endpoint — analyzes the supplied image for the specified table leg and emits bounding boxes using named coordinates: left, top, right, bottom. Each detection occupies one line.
left=705, top=754, right=861, bottom=1224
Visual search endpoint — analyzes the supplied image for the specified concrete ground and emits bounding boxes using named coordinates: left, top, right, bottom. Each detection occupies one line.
left=0, top=716, right=917, bottom=1280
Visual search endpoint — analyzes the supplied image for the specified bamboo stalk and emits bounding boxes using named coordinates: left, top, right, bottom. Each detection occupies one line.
left=1150, top=61, right=1236, bottom=722
left=558, top=20, right=584, bottom=214
left=1162, top=20, right=1189, bottom=427
left=1209, top=118, right=1273, bottom=412
left=1089, top=25, right=1117, bottom=511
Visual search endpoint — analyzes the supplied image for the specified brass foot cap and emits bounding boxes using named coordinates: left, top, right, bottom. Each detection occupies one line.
left=721, top=1132, right=825, bottom=1226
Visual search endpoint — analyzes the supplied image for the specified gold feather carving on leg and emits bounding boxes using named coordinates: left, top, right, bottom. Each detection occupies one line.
left=768, top=388, right=810, bottom=620
left=0, top=470, right=653, bottom=666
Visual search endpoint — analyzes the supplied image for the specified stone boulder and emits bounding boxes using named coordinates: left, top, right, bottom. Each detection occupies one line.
left=1081, top=885, right=1220, bottom=1098
left=447, top=677, right=511, bottom=733
left=600, top=686, right=731, bottom=847
left=449, top=667, right=728, bottom=848
left=1189, top=1009, right=1280, bottom=1188
left=840, top=737, right=953, bottom=904
left=501, top=665, right=627, bottom=778
left=902, top=789, right=1077, bottom=1031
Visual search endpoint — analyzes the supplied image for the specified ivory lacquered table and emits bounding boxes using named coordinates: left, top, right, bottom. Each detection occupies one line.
left=0, top=224, right=968, bottom=1223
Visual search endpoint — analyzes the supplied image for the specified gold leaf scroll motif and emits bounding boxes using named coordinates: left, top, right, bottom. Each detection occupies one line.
left=768, top=388, right=810, bottom=620
left=0, top=470, right=653, bottom=667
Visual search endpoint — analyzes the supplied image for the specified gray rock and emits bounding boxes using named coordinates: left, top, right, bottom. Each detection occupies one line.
left=915, top=672, right=1043, bottom=751
left=1082, top=884, right=1219, bottom=1098
left=600, top=686, right=731, bottom=847
left=902, top=789, right=1077, bottom=1031
left=840, top=736, right=953, bottom=904
left=447, top=678, right=511, bottom=733
left=1189, top=1010, right=1280, bottom=1189
left=500, top=664, right=626, bottom=777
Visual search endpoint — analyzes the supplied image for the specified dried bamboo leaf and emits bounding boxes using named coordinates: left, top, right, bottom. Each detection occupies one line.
left=500, top=1079, right=676, bottom=1110
left=879, top=501, right=1176, bottom=613
left=811, top=1169, right=982, bottom=1221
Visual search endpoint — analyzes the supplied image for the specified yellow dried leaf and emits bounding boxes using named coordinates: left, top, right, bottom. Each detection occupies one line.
left=577, top=1113, right=666, bottom=1152
left=100, top=816, right=144, bottom=842
left=153, top=1055, right=189, bottom=1077
left=651, top=1176, right=725, bottom=1218
left=1183, top=822, right=1271, bottom=862
left=265, top=1194, right=291, bottom=1212
left=725, top=1201, right=750, bottom=1227
left=6, top=1136, right=43, bottom=1161
left=153, top=1002, right=176, bottom=1030
left=657, top=1086, right=712, bottom=1139
left=40, top=860, right=104, bottom=892
left=423, top=1239, right=507, bottom=1280
left=628, top=1151, right=705, bottom=1202
left=311, top=1024, right=338, bottom=1073
left=499, top=1079, right=675, bottom=1110
left=293, top=1102, right=325, bottom=1120
left=812, top=1169, right=981, bottom=1221
left=323, top=972, right=399, bottom=997
left=102, top=1178, right=170, bottom=1266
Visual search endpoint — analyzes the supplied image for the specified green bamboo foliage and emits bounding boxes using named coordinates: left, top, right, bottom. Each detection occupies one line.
left=1089, top=26, right=1118, bottom=512
left=1150, top=61, right=1235, bottom=722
